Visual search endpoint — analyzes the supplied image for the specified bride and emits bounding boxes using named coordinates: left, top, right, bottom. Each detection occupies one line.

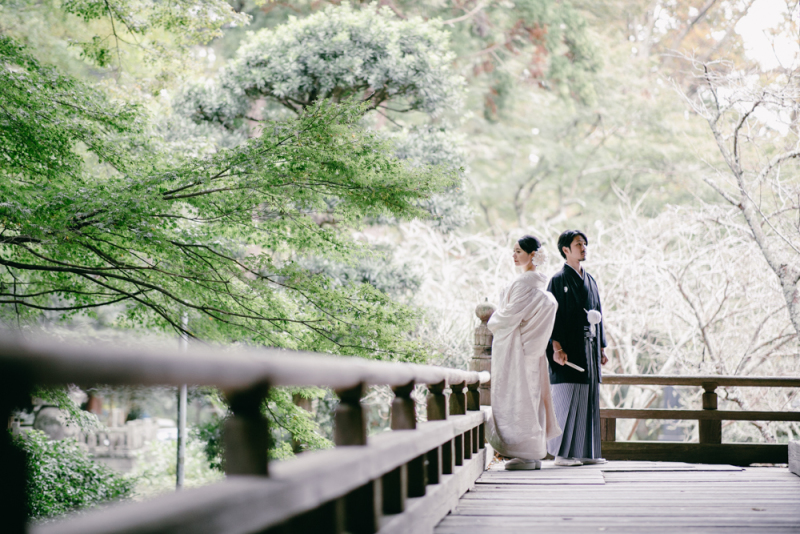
left=487, top=235, right=562, bottom=470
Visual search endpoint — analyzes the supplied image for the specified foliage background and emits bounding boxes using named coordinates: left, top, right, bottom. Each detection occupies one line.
left=13, top=430, right=135, bottom=521
left=2, top=0, right=800, bottom=518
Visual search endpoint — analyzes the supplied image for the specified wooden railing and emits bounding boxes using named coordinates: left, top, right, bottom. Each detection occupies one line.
left=471, top=302, right=800, bottom=467
left=0, top=335, right=490, bottom=534
left=599, top=375, right=800, bottom=466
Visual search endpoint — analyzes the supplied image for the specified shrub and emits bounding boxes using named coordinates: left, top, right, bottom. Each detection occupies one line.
left=13, top=430, right=134, bottom=521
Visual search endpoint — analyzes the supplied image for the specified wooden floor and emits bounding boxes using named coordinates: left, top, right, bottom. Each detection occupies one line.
left=434, top=460, right=800, bottom=533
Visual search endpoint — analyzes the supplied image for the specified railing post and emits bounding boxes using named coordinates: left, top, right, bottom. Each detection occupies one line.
left=449, top=381, right=467, bottom=416
left=391, top=381, right=416, bottom=430
left=224, top=382, right=271, bottom=476
left=427, top=380, right=448, bottom=421
left=471, top=299, right=495, bottom=406
left=385, top=382, right=415, bottom=514
left=335, top=382, right=379, bottom=534
left=442, top=439, right=455, bottom=474
left=699, top=382, right=721, bottom=444
left=467, top=381, right=481, bottom=411
left=334, top=383, right=368, bottom=446
left=454, top=433, right=464, bottom=466
left=407, top=453, right=427, bottom=497
left=426, top=379, right=453, bottom=484
left=601, top=417, right=616, bottom=442
left=427, top=446, right=443, bottom=483
left=345, top=480, right=381, bottom=534
left=0, top=370, right=30, bottom=534
left=285, top=498, right=346, bottom=534
left=382, top=464, right=407, bottom=514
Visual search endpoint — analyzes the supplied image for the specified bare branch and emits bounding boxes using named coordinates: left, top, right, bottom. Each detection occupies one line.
left=732, top=100, right=761, bottom=171
left=442, top=0, right=490, bottom=25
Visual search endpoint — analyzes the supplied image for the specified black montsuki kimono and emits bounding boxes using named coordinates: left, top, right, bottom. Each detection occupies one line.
left=545, top=264, right=606, bottom=385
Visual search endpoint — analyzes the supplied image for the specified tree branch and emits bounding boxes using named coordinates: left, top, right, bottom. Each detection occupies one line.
left=443, top=0, right=490, bottom=25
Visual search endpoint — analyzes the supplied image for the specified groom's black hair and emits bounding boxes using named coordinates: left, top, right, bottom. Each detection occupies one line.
left=517, top=235, right=541, bottom=254
left=557, top=230, right=588, bottom=259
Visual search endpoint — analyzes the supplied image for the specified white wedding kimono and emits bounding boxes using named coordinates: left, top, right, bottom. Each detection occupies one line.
left=486, top=270, right=562, bottom=459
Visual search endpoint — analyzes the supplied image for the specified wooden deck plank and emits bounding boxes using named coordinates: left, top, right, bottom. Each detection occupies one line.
left=440, top=519, right=800, bottom=526
left=451, top=511, right=800, bottom=520
left=437, top=528, right=800, bottom=533
left=457, top=500, right=800, bottom=506
left=435, top=462, right=800, bottom=534
left=487, top=460, right=745, bottom=472
left=476, top=475, right=604, bottom=485
left=437, top=522, right=800, bottom=533
left=440, top=528, right=800, bottom=532
left=437, top=517, right=800, bottom=527
left=457, top=505, right=800, bottom=510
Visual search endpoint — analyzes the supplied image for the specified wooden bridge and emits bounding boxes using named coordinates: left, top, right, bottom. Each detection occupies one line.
left=437, top=459, right=800, bottom=533
left=1, top=324, right=799, bottom=533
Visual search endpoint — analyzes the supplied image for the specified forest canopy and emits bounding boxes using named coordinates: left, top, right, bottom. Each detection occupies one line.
left=0, top=34, right=456, bottom=359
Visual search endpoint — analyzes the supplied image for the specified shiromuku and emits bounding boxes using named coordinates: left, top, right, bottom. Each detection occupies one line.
left=486, top=235, right=562, bottom=470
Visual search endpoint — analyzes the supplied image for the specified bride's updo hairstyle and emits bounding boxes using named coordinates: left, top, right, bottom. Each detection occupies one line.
left=518, top=235, right=542, bottom=254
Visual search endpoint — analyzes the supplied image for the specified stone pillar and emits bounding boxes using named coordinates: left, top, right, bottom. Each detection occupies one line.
left=470, top=299, right=495, bottom=406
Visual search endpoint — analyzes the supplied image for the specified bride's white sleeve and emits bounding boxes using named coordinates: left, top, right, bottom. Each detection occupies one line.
left=487, top=281, right=531, bottom=337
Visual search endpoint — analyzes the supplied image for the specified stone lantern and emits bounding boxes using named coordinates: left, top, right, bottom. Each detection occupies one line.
left=470, top=299, right=495, bottom=406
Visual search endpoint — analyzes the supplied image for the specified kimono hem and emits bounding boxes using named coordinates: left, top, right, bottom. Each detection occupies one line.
left=547, top=327, right=602, bottom=458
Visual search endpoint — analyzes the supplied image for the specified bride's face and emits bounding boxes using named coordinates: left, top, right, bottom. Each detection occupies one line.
left=512, top=243, right=533, bottom=267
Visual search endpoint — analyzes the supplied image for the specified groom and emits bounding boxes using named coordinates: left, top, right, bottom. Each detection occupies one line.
left=545, top=229, right=608, bottom=466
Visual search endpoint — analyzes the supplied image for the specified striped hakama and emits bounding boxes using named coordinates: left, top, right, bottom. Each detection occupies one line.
left=546, top=327, right=601, bottom=459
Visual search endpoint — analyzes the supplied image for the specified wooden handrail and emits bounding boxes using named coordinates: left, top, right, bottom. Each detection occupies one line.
left=0, top=334, right=489, bottom=390
left=601, top=409, right=800, bottom=422
left=599, top=375, right=800, bottom=466
left=468, top=302, right=799, bottom=467
left=0, top=332, right=492, bottom=534
left=32, top=412, right=487, bottom=534
left=602, top=374, right=800, bottom=388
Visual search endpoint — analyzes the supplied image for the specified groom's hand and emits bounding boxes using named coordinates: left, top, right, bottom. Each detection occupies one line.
left=600, top=348, right=608, bottom=366
left=552, top=341, right=567, bottom=365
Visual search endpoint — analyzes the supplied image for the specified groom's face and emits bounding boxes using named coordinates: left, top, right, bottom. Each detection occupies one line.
left=564, top=235, right=587, bottom=262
